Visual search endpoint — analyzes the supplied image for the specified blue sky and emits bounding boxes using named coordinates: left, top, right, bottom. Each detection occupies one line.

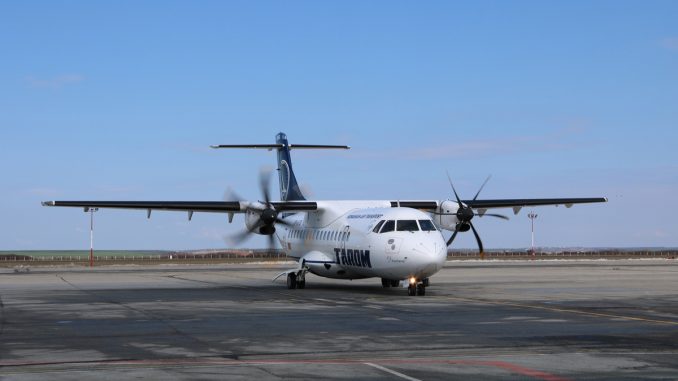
left=1, top=1, right=676, bottom=250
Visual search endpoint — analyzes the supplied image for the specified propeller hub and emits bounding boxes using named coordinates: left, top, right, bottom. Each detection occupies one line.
left=260, top=208, right=277, bottom=225
left=457, top=207, right=474, bottom=222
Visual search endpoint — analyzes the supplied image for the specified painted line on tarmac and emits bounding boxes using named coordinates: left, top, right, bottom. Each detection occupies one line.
left=364, top=362, right=421, bottom=381
left=440, top=296, right=678, bottom=326
left=0, top=357, right=572, bottom=381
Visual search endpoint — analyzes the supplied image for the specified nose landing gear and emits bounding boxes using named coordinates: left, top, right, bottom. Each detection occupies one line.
left=407, top=277, right=428, bottom=296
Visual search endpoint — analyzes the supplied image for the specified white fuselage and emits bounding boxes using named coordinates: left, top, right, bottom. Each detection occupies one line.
left=277, top=201, right=448, bottom=281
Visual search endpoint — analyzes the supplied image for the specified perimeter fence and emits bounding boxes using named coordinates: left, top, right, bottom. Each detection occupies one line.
left=0, top=250, right=287, bottom=263
left=1, top=249, right=676, bottom=264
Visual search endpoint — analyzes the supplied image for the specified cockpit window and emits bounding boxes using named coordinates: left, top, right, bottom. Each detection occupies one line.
left=418, top=220, right=437, bottom=231
left=380, top=220, right=395, bottom=233
left=372, top=220, right=385, bottom=233
left=397, top=220, right=420, bottom=232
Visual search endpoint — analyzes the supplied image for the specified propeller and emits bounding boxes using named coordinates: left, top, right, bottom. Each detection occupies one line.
left=444, top=172, right=509, bottom=254
left=225, top=169, right=291, bottom=250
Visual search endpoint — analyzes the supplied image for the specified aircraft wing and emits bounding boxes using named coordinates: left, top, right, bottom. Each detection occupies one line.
left=41, top=200, right=318, bottom=213
left=391, top=197, right=607, bottom=211
left=464, top=197, right=607, bottom=209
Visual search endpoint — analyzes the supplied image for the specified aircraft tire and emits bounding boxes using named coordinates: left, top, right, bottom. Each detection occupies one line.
left=407, top=285, right=416, bottom=296
left=416, top=284, right=426, bottom=296
left=422, top=278, right=429, bottom=287
left=390, top=279, right=400, bottom=287
left=287, top=273, right=297, bottom=289
left=297, top=280, right=306, bottom=289
left=381, top=278, right=390, bottom=288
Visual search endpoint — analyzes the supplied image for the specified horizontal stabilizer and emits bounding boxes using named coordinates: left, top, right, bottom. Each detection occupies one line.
left=211, top=144, right=350, bottom=150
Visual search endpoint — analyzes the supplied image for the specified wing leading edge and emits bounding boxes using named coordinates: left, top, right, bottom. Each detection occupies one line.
left=41, top=200, right=318, bottom=213
left=390, top=198, right=607, bottom=210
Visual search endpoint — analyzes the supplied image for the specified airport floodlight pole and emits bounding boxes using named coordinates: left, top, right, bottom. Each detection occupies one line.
left=527, top=211, right=538, bottom=255
left=87, top=208, right=99, bottom=267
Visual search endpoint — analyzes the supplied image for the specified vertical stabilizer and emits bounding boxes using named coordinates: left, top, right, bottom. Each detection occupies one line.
left=276, top=132, right=305, bottom=201
left=211, top=133, right=350, bottom=202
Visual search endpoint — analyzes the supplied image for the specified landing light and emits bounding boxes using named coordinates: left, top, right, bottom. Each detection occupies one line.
left=409, top=277, right=416, bottom=285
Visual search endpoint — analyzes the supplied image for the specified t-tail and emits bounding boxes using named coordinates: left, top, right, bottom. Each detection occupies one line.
left=211, top=132, right=350, bottom=201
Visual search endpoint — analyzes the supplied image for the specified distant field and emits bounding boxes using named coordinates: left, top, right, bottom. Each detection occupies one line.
left=0, top=250, right=168, bottom=258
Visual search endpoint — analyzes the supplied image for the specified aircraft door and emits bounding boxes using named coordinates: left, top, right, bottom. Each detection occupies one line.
left=341, top=225, right=350, bottom=251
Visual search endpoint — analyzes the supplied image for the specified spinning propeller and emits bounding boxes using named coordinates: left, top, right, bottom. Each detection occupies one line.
left=226, top=169, right=292, bottom=250
left=444, top=173, right=509, bottom=253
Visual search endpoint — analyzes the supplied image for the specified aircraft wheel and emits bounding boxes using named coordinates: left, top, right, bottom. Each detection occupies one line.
left=287, top=273, right=297, bottom=289
left=381, top=278, right=390, bottom=288
left=297, top=280, right=306, bottom=289
left=390, top=279, right=400, bottom=287
left=416, top=284, right=426, bottom=296
left=422, top=278, right=430, bottom=287
left=407, top=285, right=416, bottom=296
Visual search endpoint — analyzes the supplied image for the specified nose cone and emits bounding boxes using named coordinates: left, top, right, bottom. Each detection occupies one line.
left=408, top=234, right=447, bottom=278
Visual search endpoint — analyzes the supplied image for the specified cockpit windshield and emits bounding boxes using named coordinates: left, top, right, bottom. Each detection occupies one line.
left=372, top=220, right=385, bottom=233
left=396, top=220, right=419, bottom=232
left=418, top=220, right=437, bottom=231
left=373, top=219, right=437, bottom=233
left=380, top=220, right=395, bottom=233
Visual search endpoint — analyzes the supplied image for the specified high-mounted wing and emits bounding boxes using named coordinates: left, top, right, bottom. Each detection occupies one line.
left=464, top=197, right=607, bottom=209
left=390, top=197, right=607, bottom=211
left=41, top=200, right=317, bottom=214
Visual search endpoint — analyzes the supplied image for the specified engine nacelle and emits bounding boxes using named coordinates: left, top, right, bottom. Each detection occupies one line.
left=244, top=203, right=277, bottom=235
left=245, top=209, right=261, bottom=232
left=433, top=200, right=460, bottom=231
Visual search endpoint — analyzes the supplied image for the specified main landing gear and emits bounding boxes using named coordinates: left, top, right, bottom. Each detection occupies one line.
left=286, top=270, right=306, bottom=289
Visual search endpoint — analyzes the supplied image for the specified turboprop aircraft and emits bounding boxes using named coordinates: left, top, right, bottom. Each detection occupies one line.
left=42, top=132, right=607, bottom=296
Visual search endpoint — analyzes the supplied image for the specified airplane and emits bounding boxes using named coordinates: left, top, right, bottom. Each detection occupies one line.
left=42, top=132, right=607, bottom=296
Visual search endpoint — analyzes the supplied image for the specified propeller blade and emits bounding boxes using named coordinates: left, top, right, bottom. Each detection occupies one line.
left=473, top=175, right=492, bottom=201
left=274, top=217, right=293, bottom=227
left=267, top=233, right=276, bottom=251
left=226, top=229, right=254, bottom=246
left=446, top=226, right=460, bottom=247
left=469, top=221, right=484, bottom=254
left=480, top=213, right=509, bottom=220
left=259, top=169, right=272, bottom=206
left=223, top=186, right=245, bottom=202
left=446, top=171, right=463, bottom=206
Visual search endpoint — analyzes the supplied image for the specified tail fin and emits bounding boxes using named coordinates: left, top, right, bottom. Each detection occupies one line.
left=211, top=132, right=350, bottom=201
left=275, top=133, right=305, bottom=201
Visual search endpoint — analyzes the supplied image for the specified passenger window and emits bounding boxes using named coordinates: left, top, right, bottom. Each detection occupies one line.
left=372, top=220, right=385, bottom=233
left=397, top=220, right=419, bottom=232
left=418, top=220, right=437, bottom=231
left=380, top=220, right=395, bottom=233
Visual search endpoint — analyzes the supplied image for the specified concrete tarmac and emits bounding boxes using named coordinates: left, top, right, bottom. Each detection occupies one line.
left=1, top=259, right=677, bottom=380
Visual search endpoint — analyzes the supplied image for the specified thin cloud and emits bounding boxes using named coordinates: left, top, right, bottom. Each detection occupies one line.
left=660, top=37, right=678, bottom=51
left=354, top=128, right=587, bottom=160
left=26, top=187, right=61, bottom=197
left=26, top=74, right=85, bottom=89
